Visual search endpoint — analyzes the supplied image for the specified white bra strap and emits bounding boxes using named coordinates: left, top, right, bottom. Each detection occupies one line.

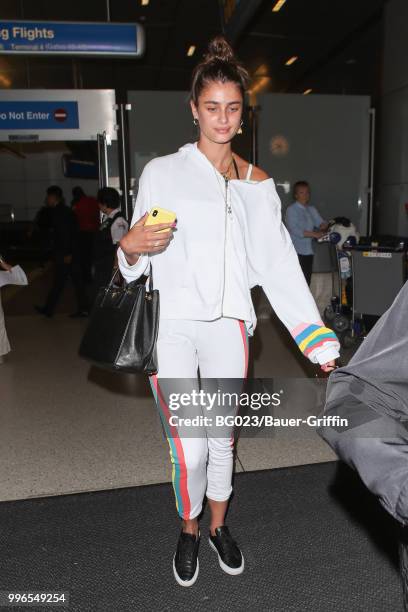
left=245, top=163, right=253, bottom=180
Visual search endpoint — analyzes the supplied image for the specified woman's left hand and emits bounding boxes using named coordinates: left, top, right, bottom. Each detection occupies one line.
left=320, top=360, right=337, bottom=373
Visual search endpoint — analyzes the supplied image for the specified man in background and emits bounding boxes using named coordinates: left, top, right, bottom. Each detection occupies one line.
left=35, top=186, right=89, bottom=318
left=71, top=186, right=100, bottom=284
left=285, top=181, right=329, bottom=285
left=92, top=187, right=128, bottom=304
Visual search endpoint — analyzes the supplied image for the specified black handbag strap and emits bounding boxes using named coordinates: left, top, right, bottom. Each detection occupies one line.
left=99, top=267, right=122, bottom=306
left=106, top=260, right=154, bottom=292
left=107, top=266, right=122, bottom=289
left=148, top=261, right=154, bottom=292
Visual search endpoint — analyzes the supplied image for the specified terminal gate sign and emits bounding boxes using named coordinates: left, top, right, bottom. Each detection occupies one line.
left=0, top=21, right=145, bottom=57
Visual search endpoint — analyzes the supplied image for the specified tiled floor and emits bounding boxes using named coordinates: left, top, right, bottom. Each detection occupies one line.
left=0, top=268, right=358, bottom=502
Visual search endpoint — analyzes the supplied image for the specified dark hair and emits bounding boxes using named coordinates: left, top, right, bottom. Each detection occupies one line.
left=97, top=187, right=120, bottom=210
left=293, top=181, right=310, bottom=199
left=190, top=36, right=250, bottom=105
left=72, top=186, right=85, bottom=199
left=46, top=185, right=63, bottom=200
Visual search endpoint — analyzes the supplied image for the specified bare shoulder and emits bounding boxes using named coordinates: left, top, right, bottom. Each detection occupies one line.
left=250, top=165, right=270, bottom=181
left=232, top=152, right=270, bottom=181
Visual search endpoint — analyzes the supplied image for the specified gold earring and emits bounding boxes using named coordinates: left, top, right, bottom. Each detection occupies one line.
left=237, top=120, right=243, bottom=135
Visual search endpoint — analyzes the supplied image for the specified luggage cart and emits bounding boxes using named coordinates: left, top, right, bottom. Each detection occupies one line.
left=324, top=238, right=408, bottom=348
left=323, top=242, right=361, bottom=348
left=345, top=240, right=408, bottom=331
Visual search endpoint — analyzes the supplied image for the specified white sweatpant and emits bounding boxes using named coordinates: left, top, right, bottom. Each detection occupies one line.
left=149, top=317, right=249, bottom=519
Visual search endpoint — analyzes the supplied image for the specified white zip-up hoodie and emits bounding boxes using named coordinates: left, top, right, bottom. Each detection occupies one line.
left=117, top=141, right=340, bottom=365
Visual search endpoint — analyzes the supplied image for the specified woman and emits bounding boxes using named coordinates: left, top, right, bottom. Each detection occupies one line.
left=0, top=255, right=27, bottom=362
left=118, top=36, right=340, bottom=587
left=0, top=256, right=12, bottom=364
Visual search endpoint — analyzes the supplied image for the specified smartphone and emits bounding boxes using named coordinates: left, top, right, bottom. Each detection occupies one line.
left=145, top=206, right=177, bottom=234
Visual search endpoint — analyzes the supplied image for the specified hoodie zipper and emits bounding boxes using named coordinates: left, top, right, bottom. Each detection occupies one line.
left=221, top=175, right=231, bottom=316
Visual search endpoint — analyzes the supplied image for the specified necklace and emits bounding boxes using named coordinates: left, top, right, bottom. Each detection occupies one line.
left=213, top=165, right=232, bottom=215
left=196, top=144, right=233, bottom=214
left=220, top=157, right=234, bottom=180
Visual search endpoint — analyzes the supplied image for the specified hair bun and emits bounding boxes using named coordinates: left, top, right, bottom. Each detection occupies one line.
left=190, top=35, right=250, bottom=104
left=204, top=36, right=236, bottom=63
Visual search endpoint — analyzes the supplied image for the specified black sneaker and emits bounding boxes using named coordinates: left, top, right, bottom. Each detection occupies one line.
left=173, top=530, right=200, bottom=587
left=209, top=526, right=244, bottom=575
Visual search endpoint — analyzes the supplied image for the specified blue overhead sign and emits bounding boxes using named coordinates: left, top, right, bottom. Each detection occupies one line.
left=0, top=101, right=79, bottom=130
left=0, top=21, right=144, bottom=57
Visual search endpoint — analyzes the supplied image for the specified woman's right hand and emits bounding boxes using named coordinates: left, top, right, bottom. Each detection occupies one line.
left=119, top=212, right=176, bottom=264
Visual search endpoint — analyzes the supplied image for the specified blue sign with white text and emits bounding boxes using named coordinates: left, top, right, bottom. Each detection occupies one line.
left=0, top=101, right=79, bottom=130
left=0, top=21, right=143, bottom=57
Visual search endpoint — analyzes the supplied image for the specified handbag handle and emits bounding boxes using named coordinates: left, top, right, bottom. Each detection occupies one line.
left=106, top=266, right=123, bottom=290
left=99, top=267, right=123, bottom=307
left=104, top=260, right=154, bottom=294
left=148, top=261, right=154, bottom=293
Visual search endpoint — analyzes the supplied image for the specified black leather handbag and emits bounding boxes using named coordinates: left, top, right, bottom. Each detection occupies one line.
left=79, top=264, right=159, bottom=374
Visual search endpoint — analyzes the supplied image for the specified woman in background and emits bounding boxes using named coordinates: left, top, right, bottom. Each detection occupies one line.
left=0, top=256, right=13, bottom=363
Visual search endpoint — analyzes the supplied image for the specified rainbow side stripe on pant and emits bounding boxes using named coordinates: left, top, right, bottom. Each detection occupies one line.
left=291, top=321, right=338, bottom=357
left=149, top=375, right=191, bottom=519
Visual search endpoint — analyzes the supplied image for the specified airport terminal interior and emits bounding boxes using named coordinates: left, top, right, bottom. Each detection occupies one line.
left=1, top=0, right=408, bottom=610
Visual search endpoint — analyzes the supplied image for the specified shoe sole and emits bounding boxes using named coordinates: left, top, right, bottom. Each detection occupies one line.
left=172, top=554, right=199, bottom=587
left=208, top=538, right=245, bottom=575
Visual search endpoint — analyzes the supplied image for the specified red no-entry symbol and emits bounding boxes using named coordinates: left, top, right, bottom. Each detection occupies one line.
left=54, top=108, right=68, bottom=122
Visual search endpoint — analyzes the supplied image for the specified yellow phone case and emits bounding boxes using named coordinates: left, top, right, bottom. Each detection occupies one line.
left=145, top=206, right=177, bottom=233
